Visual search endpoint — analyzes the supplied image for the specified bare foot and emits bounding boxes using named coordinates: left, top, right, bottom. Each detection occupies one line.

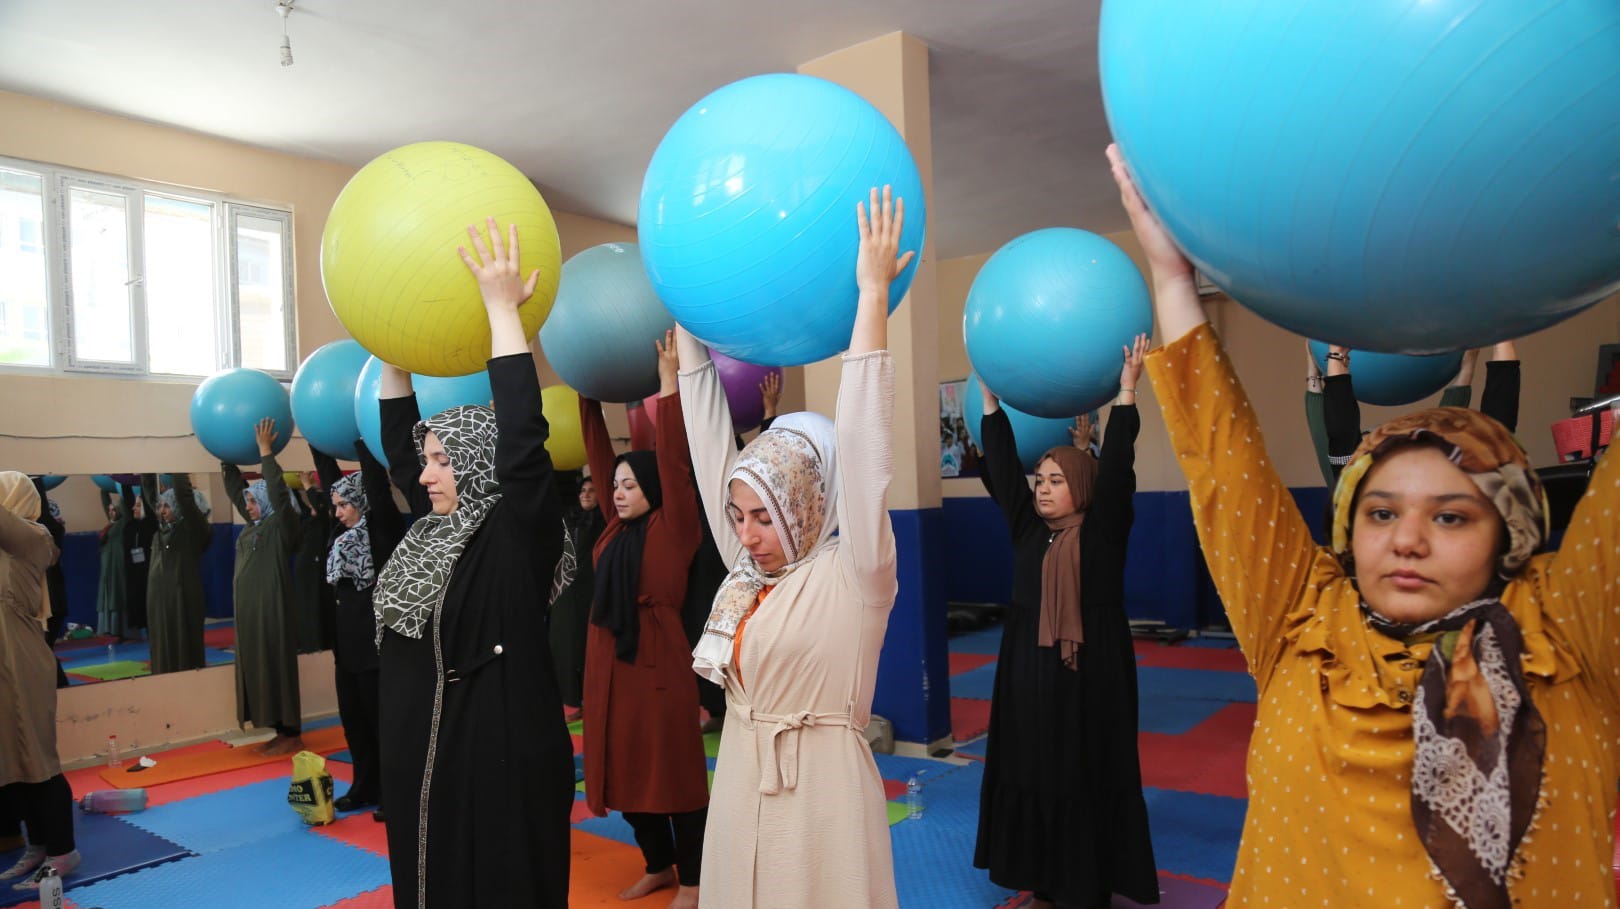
left=667, top=884, right=698, bottom=909
left=260, top=734, right=306, bottom=757
left=619, top=868, right=676, bottom=900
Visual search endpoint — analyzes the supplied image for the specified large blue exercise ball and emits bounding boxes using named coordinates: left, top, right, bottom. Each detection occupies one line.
left=638, top=73, right=928, bottom=366
left=91, top=475, right=120, bottom=494
left=963, top=374, right=1078, bottom=474
left=38, top=475, right=66, bottom=491
left=1308, top=342, right=1464, bottom=408
left=290, top=340, right=372, bottom=460
left=1100, top=0, right=1620, bottom=354
left=963, top=228, right=1151, bottom=419
left=540, top=243, right=675, bottom=403
left=190, top=368, right=295, bottom=465
left=355, top=357, right=495, bottom=469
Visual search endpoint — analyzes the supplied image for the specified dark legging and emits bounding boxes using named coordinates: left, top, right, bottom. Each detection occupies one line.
left=0, top=775, right=75, bottom=855
left=333, top=666, right=381, bottom=804
left=622, top=808, right=707, bottom=886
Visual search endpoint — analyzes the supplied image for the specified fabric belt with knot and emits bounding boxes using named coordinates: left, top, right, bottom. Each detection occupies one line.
left=736, top=705, right=858, bottom=795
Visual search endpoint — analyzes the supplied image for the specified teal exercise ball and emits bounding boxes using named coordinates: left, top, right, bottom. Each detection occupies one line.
left=639, top=73, right=928, bottom=366
left=963, top=228, right=1151, bottom=419
left=190, top=368, right=294, bottom=465
left=1099, top=0, right=1620, bottom=353
left=290, top=340, right=372, bottom=460
left=1307, top=342, right=1464, bottom=407
left=540, top=243, right=674, bottom=403
left=963, top=374, right=1079, bottom=474
left=354, top=356, right=494, bottom=469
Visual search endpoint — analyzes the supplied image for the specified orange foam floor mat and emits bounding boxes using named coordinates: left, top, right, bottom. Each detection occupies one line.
left=97, top=726, right=349, bottom=789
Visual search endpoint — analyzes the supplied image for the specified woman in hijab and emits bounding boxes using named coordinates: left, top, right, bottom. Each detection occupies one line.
left=675, top=187, right=911, bottom=908
left=972, top=336, right=1158, bottom=909
left=1109, top=143, right=1620, bottom=909
left=548, top=471, right=604, bottom=721
left=95, top=486, right=130, bottom=640
left=222, top=418, right=305, bottom=756
left=292, top=467, right=336, bottom=654
left=321, top=441, right=403, bottom=820
left=0, top=472, right=80, bottom=890
left=124, top=486, right=155, bottom=639
left=579, top=329, right=707, bottom=908
left=372, top=217, right=573, bottom=909
left=140, top=473, right=211, bottom=673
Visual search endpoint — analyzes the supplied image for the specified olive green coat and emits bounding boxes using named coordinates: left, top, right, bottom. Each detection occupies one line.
left=224, top=457, right=303, bottom=731
left=141, top=474, right=210, bottom=674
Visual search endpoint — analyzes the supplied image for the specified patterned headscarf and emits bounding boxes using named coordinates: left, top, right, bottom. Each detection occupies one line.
left=372, top=404, right=502, bottom=639
left=1330, top=407, right=1547, bottom=575
left=325, top=473, right=373, bottom=588
left=1330, top=407, right=1549, bottom=908
left=692, top=411, right=839, bottom=685
left=0, top=471, right=51, bottom=626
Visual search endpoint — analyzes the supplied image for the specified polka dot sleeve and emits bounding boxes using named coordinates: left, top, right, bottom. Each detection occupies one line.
left=1144, top=325, right=1323, bottom=684
left=1528, top=442, right=1620, bottom=710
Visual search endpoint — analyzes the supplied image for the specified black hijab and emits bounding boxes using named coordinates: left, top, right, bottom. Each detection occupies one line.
left=591, top=451, right=662, bottom=661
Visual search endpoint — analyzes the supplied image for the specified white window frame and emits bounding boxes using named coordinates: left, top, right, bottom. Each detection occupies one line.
left=0, top=154, right=296, bottom=380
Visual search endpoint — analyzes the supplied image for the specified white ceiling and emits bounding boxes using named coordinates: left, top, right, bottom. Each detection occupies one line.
left=0, top=0, right=1124, bottom=259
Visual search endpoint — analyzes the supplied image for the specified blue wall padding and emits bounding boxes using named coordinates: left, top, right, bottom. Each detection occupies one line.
left=60, top=524, right=244, bottom=627
left=874, top=508, right=954, bottom=744
left=935, top=486, right=1338, bottom=636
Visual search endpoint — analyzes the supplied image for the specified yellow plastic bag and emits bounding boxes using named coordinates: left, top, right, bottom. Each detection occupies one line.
left=287, top=750, right=335, bottom=826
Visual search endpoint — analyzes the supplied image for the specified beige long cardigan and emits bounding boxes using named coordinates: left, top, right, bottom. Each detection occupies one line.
left=680, top=352, right=900, bottom=909
left=0, top=504, right=63, bottom=787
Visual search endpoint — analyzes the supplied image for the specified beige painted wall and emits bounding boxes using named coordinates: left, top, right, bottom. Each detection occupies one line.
left=937, top=229, right=1620, bottom=495
left=0, top=90, right=647, bottom=473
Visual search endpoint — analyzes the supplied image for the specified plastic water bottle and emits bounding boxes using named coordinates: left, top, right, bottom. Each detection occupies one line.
left=107, top=734, right=122, bottom=769
left=80, top=789, right=148, bottom=814
left=906, top=772, right=924, bottom=819
left=107, top=642, right=115, bottom=664
left=38, top=864, right=63, bottom=909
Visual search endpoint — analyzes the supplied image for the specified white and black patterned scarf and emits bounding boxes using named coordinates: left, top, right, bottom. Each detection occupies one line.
left=372, top=404, right=502, bottom=639
left=325, top=473, right=374, bottom=589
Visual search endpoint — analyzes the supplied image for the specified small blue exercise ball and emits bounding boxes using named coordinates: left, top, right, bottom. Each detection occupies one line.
left=190, top=368, right=295, bottom=465
left=963, top=374, right=1079, bottom=474
left=38, top=475, right=66, bottom=491
left=639, top=73, right=928, bottom=366
left=1308, top=342, right=1464, bottom=408
left=354, top=357, right=495, bottom=469
left=290, top=340, right=372, bottom=460
left=540, top=243, right=674, bottom=403
left=91, top=475, right=120, bottom=494
left=964, top=228, right=1151, bottom=419
left=1100, top=0, right=1620, bottom=353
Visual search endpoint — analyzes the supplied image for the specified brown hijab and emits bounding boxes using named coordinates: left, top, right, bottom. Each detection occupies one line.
left=1035, top=446, right=1097, bottom=670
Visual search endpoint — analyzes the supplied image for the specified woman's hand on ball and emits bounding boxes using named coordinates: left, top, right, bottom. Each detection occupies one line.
left=759, top=372, right=782, bottom=419
left=1106, top=144, right=1192, bottom=283
left=458, top=216, right=542, bottom=313
left=255, top=417, right=278, bottom=457
left=1121, top=333, right=1149, bottom=388
left=856, top=185, right=914, bottom=296
left=655, top=329, right=679, bottom=398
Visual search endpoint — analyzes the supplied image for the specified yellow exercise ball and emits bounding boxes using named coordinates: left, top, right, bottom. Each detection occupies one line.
left=321, top=142, right=562, bottom=377
left=542, top=384, right=587, bottom=472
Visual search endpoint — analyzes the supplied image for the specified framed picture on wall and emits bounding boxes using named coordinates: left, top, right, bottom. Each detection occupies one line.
left=939, top=379, right=980, bottom=478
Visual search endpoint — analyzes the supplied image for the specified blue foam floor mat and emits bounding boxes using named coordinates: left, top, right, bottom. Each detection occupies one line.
left=1142, top=788, right=1246, bottom=883
left=946, top=663, right=998, bottom=700
left=889, top=761, right=1017, bottom=909
left=64, top=828, right=389, bottom=909
left=947, top=626, right=1005, bottom=656
left=1137, top=692, right=1232, bottom=736
left=59, top=644, right=234, bottom=669
left=121, top=778, right=305, bottom=854
left=0, top=812, right=191, bottom=908
left=1136, top=666, right=1256, bottom=703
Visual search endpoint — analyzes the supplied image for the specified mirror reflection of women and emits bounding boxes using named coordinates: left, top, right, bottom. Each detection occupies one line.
left=96, top=487, right=130, bottom=640
left=223, top=419, right=305, bottom=757
left=140, top=473, right=210, bottom=674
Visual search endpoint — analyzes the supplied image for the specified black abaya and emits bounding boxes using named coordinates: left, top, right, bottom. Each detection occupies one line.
left=378, top=353, right=573, bottom=909
left=972, top=404, right=1159, bottom=906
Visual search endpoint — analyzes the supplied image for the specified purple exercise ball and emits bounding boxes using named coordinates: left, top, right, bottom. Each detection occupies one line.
left=711, top=349, right=782, bottom=433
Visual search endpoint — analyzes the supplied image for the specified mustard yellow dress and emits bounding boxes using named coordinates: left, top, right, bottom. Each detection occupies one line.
left=1146, top=325, right=1620, bottom=908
